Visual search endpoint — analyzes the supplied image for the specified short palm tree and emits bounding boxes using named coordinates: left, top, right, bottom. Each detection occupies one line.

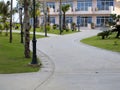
left=62, top=4, right=70, bottom=30
left=0, top=1, right=10, bottom=36
left=110, top=14, right=120, bottom=38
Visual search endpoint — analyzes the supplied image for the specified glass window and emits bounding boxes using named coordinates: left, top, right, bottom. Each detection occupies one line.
left=50, top=17, right=55, bottom=24
left=97, top=0, right=114, bottom=10
left=47, top=2, right=55, bottom=9
left=66, top=17, right=73, bottom=23
left=62, top=1, right=73, bottom=8
left=77, top=0, right=92, bottom=11
left=77, top=16, right=92, bottom=26
left=96, top=16, right=112, bottom=26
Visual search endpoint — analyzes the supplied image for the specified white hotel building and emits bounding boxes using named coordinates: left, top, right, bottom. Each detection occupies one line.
left=39, top=0, right=120, bottom=28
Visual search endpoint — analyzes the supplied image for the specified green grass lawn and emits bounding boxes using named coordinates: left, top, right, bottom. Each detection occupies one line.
left=81, top=32, right=120, bottom=52
left=30, top=27, right=77, bottom=35
left=0, top=33, right=44, bottom=74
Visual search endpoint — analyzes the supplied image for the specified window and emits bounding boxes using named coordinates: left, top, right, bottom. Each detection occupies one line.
left=97, top=0, right=114, bottom=10
left=77, top=0, right=92, bottom=11
left=47, top=2, right=55, bottom=9
left=77, top=16, right=92, bottom=26
left=96, top=16, right=112, bottom=26
left=66, top=17, right=73, bottom=23
left=62, top=0, right=73, bottom=9
left=50, top=17, right=55, bottom=24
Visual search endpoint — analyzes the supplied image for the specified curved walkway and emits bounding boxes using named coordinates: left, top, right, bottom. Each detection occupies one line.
left=0, top=30, right=120, bottom=90
left=36, top=30, right=120, bottom=90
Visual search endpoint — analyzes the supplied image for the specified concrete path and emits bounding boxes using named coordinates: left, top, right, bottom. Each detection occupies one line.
left=36, top=30, right=120, bottom=90
left=0, top=29, right=120, bottom=90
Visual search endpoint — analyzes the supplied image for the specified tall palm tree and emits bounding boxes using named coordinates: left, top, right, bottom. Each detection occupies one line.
left=62, top=4, right=70, bottom=30
left=47, top=6, right=50, bottom=25
left=17, top=0, right=41, bottom=58
left=24, top=0, right=31, bottom=58
left=10, top=0, right=13, bottom=43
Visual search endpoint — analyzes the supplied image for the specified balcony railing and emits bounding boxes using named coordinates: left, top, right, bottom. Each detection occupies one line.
left=40, top=6, right=115, bottom=16
left=93, top=6, right=114, bottom=14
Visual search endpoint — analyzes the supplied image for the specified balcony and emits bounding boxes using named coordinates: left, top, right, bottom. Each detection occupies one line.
left=40, top=8, right=59, bottom=15
left=74, top=7, right=93, bottom=15
left=93, top=6, right=115, bottom=14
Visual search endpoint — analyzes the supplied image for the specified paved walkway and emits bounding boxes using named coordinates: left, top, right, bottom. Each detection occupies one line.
left=0, top=29, right=120, bottom=90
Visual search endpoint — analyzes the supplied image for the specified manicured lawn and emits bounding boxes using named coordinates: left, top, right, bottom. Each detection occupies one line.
left=30, top=27, right=77, bottom=35
left=81, top=32, right=120, bottom=52
left=0, top=33, right=44, bottom=74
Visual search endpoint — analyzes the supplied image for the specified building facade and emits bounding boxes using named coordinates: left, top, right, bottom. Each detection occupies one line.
left=39, top=0, right=120, bottom=28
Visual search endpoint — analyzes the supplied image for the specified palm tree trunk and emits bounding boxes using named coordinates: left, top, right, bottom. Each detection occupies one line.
left=116, top=30, right=120, bottom=38
left=10, top=0, right=13, bottom=43
left=24, top=0, right=31, bottom=58
left=63, top=12, right=66, bottom=30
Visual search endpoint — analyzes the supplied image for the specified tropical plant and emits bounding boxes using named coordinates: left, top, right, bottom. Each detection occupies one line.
left=91, top=22, right=95, bottom=29
left=110, top=14, right=120, bottom=38
left=4, top=22, right=10, bottom=36
left=0, top=23, right=4, bottom=34
left=62, top=4, right=70, bottom=30
left=97, top=31, right=112, bottom=39
left=47, top=7, right=50, bottom=25
left=23, top=0, right=31, bottom=58
left=0, top=1, right=10, bottom=23
left=16, top=0, right=41, bottom=58
left=53, top=24, right=57, bottom=30
left=71, top=22, right=76, bottom=31
left=46, top=25, right=51, bottom=31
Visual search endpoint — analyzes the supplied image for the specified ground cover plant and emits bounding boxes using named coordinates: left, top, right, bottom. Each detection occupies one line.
left=81, top=32, right=120, bottom=52
left=0, top=33, right=44, bottom=74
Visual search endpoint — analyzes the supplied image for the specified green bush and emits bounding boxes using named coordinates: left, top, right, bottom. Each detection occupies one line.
left=65, top=25, right=69, bottom=32
left=91, top=22, right=95, bottom=29
left=53, top=24, right=57, bottom=30
left=46, top=25, right=51, bottom=31
left=0, top=24, right=4, bottom=34
left=71, top=22, right=76, bottom=31
left=97, top=31, right=112, bottom=39
left=14, top=23, right=20, bottom=29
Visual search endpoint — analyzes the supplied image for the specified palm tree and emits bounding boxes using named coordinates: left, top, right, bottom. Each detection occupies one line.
left=24, top=0, right=31, bottom=58
left=10, top=0, right=13, bottom=43
left=0, top=1, right=10, bottom=36
left=62, top=4, right=70, bottom=30
left=17, top=0, right=41, bottom=58
left=110, top=14, right=120, bottom=38
left=47, top=6, right=50, bottom=25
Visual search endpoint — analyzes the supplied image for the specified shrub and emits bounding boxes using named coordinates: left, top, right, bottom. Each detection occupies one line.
left=97, top=31, right=112, bottom=39
left=53, top=24, right=57, bottom=30
left=91, top=22, right=95, bottom=29
left=71, top=22, right=76, bottom=31
left=15, top=23, right=20, bottom=29
left=46, top=25, right=51, bottom=31
left=0, top=24, right=4, bottom=34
